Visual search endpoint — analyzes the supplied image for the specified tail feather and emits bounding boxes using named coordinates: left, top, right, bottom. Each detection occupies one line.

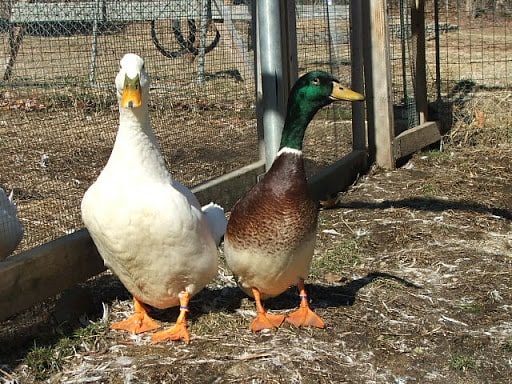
left=201, top=202, right=227, bottom=246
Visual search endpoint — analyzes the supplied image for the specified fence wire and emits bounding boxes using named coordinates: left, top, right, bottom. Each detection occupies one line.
left=0, top=0, right=259, bottom=254
left=0, top=1, right=356, bottom=257
left=3, top=0, right=510, bottom=259
left=424, top=0, right=512, bottom=146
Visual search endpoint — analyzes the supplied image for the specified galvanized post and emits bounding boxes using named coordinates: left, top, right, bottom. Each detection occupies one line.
left=89, top=0, right=101, bottom=85
left=255, top=0, right=297, bottom=171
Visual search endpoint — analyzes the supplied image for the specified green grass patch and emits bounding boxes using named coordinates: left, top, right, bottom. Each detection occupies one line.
left=502, top=338, right=512, bottom=352
left=449, top=353, right=476, bottom=371
left=23, top=320, right=109, bottom=381
left=459, top=302, right=483, bottom=314
left=310, top=239, right=361, bottom=280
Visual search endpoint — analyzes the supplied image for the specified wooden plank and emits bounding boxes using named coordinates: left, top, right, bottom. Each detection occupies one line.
left=362, top=0, right=395, bottom=169
left=307, top=150, right=367, bottom=202
left=10, top=2, right=99, bottom=23
left=105, top=1, right=209, bottom=22
left=393, top=121, right=441, bottom=159
left=192, top=160, right=265, bottom=211
left=411, top=0, right=428, bottom=124
left=10, top=1, right=219, bottom=23
left=214, top=3, right=254, bottom=83
left=350, top=0, right=366, bottom=151
left=0, top=229, right=105, bottom=322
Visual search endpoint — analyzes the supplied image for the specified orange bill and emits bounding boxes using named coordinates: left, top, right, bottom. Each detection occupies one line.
left=121, top=75, right=142, bottom=108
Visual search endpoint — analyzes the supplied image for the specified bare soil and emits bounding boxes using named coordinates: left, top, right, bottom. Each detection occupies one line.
left=1, top=144, right=510, bottom=384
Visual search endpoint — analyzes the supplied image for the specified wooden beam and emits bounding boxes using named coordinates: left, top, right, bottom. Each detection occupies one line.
left=307, top=150, right=367, bottom=202
left=0, top=229, right=105, bottom=322
left=411, top=0, right=428, bottom=124
left=362, top=0, right=395, bottom=169
left=215, top=3, right=254, bottom=83
left=192, top=160, right=265, bottom=211
left=10, top=3, right=349, bottom=24
left=393, top=121, right=441, bottom=159
left=350, top=0, right=367, bottom=152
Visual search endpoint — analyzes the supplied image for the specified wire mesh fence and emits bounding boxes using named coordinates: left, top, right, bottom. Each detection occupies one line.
left=0, top=0, right=259, bottom=254
left=387, top=0, right=512, bottom=144
left=2, top=0, right=511, bottom=259
left=0, top=0, right=356, bottom=257
left=427, top=0, right=512, bottom=146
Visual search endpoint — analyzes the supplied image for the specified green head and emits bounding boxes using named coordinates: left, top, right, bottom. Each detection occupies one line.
left=279, top=71, right=364, bottom=150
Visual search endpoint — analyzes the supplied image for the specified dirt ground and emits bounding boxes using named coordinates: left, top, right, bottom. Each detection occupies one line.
left=0, top=143, right=510, bottom=384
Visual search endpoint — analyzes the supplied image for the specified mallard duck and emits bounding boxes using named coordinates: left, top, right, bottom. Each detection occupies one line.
left=81, top=53, right=226, bottom=344
left=224, top=71, right=364, bottom=332
left=0, top=187, right=23, bottom=260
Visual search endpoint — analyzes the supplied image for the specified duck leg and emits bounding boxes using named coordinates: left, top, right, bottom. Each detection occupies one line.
left=250, top=287, right=286, bottom=332
left=111, top=297, right=160, bottom=334
left=285, top=279, right=325, bottom=328
left=151, top=291, right=192, bottom=344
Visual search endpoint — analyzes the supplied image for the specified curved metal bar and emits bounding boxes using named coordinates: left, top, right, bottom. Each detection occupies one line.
left=151, top=18, right=220, bottom=58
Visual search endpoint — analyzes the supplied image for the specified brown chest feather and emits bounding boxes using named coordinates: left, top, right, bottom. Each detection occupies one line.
left=226, top=153, right=317, bottom=248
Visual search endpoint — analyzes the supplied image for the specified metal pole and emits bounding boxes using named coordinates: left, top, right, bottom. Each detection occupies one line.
left=257, top=0, right=288, bottom=170
left=88, top=0, right=100, bottom=85
left=197, top=0, right=210, bottom=84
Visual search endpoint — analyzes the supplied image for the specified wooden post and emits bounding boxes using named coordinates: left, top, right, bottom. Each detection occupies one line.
left=362, top=0, right=395, bottom=169
left=411, top=0, right=428, bottom=124
left=350, top=0, right=367, bottom=154
left=281, top=0, right=298, bottom=97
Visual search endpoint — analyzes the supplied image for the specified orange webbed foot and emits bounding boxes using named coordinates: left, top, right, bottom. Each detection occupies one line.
left=285, top=280, right=326, bottom=329
left=151, top=321, right=191, bottom=344
left=285, top=306, right=325, bottom=328
left=251, top=312, right=286, bottom=332
left=151, top=291, right=192, bottom=344
left=111, top=297, right=160, bottom=334
left=250, top=287, right=286, bottom=332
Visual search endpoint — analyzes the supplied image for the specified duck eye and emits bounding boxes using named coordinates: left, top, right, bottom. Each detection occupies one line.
left=312, top=78, right=320, bottom=85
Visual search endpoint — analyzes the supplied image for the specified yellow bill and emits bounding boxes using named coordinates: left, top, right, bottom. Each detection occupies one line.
left=330, top=81, right=365, bottom=102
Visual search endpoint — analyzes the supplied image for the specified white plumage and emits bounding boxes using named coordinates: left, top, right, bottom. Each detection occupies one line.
left=81, top=53, right=226, bottom=343
left=0, top=187, right=23, bottom=260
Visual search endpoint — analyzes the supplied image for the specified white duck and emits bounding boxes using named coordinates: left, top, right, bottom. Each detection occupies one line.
left=81, top=53, right=226, bottom=344
left=0, top=187, right=24, bottom=260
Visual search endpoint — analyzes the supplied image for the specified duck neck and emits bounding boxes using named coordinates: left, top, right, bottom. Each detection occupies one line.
left=118, top=104, right=152, bottom=137
left=112, top=104, right=169, bottom=181
left=279, top=100, right=320, bottom=151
